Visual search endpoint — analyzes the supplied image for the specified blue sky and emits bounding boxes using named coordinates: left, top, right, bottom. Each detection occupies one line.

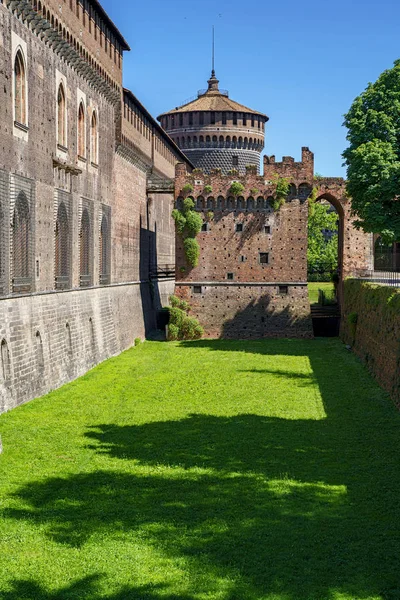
left=101, top=0, right=400, bottom=176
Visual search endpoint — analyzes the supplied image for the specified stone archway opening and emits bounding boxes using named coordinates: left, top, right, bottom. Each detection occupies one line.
left=309, top=192, right=344, bottom=336
left=309, top=192, right=343, bottom=284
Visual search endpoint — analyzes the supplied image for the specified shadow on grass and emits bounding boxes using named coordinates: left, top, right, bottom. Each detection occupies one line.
left=0, top=577, right=197, bottom=600
left=4, top=339, right=400, bottom=600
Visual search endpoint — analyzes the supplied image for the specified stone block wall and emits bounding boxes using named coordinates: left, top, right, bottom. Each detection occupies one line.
left=0, top=279, right=175, bottom=413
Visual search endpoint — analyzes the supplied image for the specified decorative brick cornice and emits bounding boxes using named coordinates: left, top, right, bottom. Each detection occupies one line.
left=115, top=143, right=151, bottom=173
left=5, top=0, right=120, bottom=105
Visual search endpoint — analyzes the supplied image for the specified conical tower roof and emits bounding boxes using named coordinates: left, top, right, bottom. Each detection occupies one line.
left=157, top=72, right=268, bottom=120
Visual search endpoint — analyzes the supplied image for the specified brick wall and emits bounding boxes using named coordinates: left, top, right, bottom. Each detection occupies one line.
left=174, top=159, right=313, bottom=338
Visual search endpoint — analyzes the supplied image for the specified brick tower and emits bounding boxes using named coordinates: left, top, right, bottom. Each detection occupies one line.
left=158, top=71, right=268, bottom=174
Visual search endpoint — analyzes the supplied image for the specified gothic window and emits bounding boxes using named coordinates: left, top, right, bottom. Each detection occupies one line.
left=80, top=208, right=91, bottom=287
left=78, top=101, right=85, bottom=158
left=247, top=197, right=254, bottom=210
left=55, top=202, right=69, bottom=289
left=14, top=49, right=27, bottom=126
left=99, top=212, right=110, bottom=285
left=12, top=192, right=31, bottom=292
left=91, top=110, right=98, bottom=164
left=57, top=83, right=67, bottom=147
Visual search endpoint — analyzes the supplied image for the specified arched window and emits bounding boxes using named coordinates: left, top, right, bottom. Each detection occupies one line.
left=57, top=83, right=66, bottom=147
left=257, top=196, right=265, bottom=210
left=1, top=339, right=11, bottom=382
left=237, top=196, right=244, bottom=210
left=80, top=208, right=91, bottom=287
left=196, top=196, right=204, bottom=210
left=91, top=110, right=98, bottom=164
left=298, top=183, right=312, bottom=200
left=14, top=49, right=27, bottom=126
left=12, top=192, right=31, bottom=293
left=207, top=197, right=214, bottom=209
left=99, top=213, right=109, bottom=285
left=55, top=202, right=69, bottom=289
left=247, top=197, right=255, bottom=210
left=217, top=196, right=224, bottom=210
left=77, top=101, right=85, bottom=157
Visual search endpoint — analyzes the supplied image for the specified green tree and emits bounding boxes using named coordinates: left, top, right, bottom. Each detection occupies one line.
left=308, top=202, right=338, bottom=278
left=343, top=60, right=400, bottom=242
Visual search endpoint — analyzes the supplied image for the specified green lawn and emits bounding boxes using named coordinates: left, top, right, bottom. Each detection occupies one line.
left=0, top=339, right=399, bottom=600
left=308, top=282, right=335, bottom=304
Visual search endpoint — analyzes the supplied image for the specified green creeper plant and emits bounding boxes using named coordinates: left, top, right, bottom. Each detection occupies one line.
left=182, top=183, right=194, bottom=196
left=230, top=181, right=245, bottom=197
left=172, top=198, right=202, bottom=266
left=270, top=175, right=290, bottom=211
left=204, top=185, right=213, bottom=194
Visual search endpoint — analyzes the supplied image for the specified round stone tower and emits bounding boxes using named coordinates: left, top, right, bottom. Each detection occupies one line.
left=157, top=71, right=268, bottom=174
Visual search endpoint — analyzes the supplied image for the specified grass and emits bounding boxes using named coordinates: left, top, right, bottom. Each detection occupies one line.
left=0, top=338, right=399, bottom=600
left=308, top=282, right=335, bottom=304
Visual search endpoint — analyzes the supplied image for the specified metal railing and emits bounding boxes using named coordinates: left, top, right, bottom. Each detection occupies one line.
left=358, top=270, right=400, bottom=287
left=149, top=264, right=175, bottom=279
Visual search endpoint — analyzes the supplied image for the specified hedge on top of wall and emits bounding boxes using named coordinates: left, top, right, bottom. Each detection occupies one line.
left=341, top=279, right=400, bottom=407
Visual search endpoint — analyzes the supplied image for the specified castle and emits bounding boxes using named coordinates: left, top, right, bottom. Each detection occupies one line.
left=0, top=0, right=373, bottom=413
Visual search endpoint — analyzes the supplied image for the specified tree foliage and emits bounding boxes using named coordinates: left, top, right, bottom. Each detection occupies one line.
left=167, top=296, right=203, bottom=341
left=343, top=60, right=400, bottom=242
left=308, top=201, right=338, bottom=277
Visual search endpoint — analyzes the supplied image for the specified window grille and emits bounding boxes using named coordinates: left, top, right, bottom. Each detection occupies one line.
left=12, top=192, right=31, bottom=293
left=14, top=50, right=27, bottom=126
left=55, top=201, right=70, bottom=290
left=80, top=208, right=91, bottom=287
left=99, top=208, right=111, bottom=285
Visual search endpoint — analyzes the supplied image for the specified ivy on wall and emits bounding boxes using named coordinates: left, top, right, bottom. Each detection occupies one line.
left=172, top=197, right=202, bottom=267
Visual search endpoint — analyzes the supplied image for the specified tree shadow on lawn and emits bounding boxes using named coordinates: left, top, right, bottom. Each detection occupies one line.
left=4, top=339, right=400, bottom=600
left=0, top=577, right=197, bottom=600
